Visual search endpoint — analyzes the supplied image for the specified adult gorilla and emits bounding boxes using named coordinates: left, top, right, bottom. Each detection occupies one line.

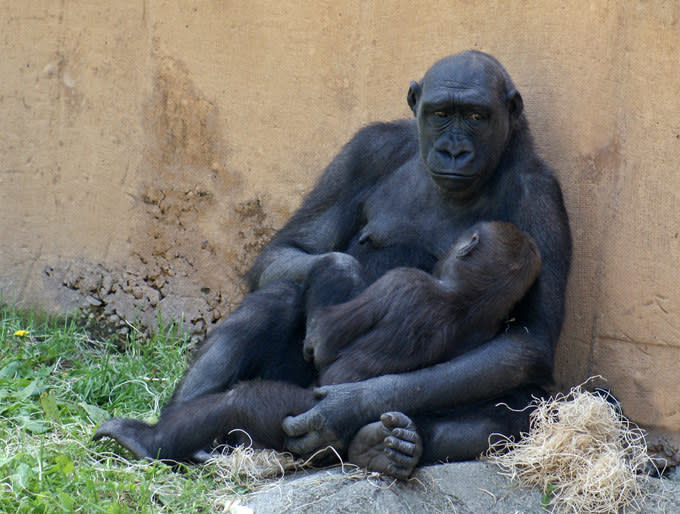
left=96, top=50, right=571, bottom=479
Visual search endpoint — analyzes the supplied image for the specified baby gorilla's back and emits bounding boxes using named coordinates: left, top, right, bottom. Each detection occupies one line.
left=314, top=221, right=542, bottom=385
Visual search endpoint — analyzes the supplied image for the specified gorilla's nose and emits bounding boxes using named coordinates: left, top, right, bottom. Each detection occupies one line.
left=435, top=138, right=473, bottom=168
left=453, top=149, right=473, bottom=165
left=437, top=148, right=472, bottom=167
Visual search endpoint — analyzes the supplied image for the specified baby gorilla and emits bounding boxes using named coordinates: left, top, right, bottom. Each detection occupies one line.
left=305, top=220, right=542, bottom=385
left=95, top=221, right=540, bottom=468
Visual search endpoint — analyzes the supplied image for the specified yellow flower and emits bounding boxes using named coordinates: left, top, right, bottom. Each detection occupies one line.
left=14, top=330, right=29, bottom=337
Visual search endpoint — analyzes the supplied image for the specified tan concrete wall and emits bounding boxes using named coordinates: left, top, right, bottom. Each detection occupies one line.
left=1, top=1, right=679, bottom=435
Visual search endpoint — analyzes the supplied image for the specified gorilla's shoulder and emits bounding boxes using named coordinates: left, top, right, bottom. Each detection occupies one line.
left=349, top=119, right=418, bottom=151
left=515, top=160, right=563, bottom=194
left=329, top=119, right=418, bottom=183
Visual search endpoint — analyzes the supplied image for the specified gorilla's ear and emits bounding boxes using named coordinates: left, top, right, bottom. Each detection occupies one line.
left=507, top=89, right=524, bottom=122
left=455, top=232, right=480, bottom=258
left=407, top=81, right=422, bottom=116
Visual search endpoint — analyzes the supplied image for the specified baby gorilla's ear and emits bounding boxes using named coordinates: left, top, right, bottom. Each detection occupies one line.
left=455, top=232, right=480, bottom=258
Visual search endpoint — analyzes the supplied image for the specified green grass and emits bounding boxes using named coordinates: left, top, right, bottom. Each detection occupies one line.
left=0, top=304, right=248, bottom=512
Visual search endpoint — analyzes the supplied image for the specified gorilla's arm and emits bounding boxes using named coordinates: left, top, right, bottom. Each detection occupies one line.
left=283, top=170, right=572, bottom=455
left=284, top=332, right=548, bottom=454
left=246, top=120, right=418, bottom=290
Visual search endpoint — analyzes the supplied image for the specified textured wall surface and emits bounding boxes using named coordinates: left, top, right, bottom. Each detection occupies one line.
left=1, top=1, right=679, bottom=434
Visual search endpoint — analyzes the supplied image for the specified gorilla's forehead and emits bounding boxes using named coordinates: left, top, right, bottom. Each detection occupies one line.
left=421, top=86, right=494, bottom=108
left=422, top=52, right=505, bottom=99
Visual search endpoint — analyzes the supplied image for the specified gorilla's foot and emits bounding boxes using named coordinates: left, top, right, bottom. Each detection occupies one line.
left=347, top=411, right=423, bottom=480
left=94, top=418, right=157, bottom=459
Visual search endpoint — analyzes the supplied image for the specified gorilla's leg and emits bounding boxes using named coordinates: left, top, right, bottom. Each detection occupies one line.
left=95, top=282, right=314, bottom=459
left=418, top=387, right=540, bottom=462
left=170, top=281, right=312, bottom=406
left=95, top=381, right=316, bottom=461
left=347, top=387, right=539, bottom=479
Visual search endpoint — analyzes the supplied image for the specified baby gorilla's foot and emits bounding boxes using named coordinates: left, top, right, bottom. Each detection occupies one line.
left=94, top=418, right=157, bottom=459
left=347, top=411, right=423, bottom=480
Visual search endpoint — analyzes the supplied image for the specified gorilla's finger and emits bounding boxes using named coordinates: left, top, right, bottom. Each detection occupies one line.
left=191, top=450, right=212, bottom=463
left=312, top=386, right=330, bottom=400
left=383, top=461, right=414, bottom=481
left=284, top=432, right=326, bottom=455
left=282, top=411, right=322, bottom=437
left=94, top=418, right=154, bottom=459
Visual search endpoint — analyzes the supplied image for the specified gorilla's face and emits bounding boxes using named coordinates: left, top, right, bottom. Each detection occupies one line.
left=408, top=52, right=522, bottom=198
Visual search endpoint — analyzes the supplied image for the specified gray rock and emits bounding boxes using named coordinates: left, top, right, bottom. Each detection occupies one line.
left=245, top=461, right=680, bottom=514
left=668, top=465, right=680, bottom=481
left=245, top=462, right=543, bottom=514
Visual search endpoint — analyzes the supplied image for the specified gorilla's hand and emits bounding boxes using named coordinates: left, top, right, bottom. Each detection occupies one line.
left=282, top=381, right=379, bottom=457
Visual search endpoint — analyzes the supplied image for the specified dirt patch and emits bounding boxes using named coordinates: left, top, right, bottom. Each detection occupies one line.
left=44, top=56, right=280, bottom=337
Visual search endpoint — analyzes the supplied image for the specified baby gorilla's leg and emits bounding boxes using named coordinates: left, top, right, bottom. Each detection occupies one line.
left=347, top=411, right=423, bottom=480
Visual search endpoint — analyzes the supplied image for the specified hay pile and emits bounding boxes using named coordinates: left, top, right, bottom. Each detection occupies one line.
left=210, top=445, right=306, bottom=482
left=208, top=443, right=364, bottom=512
left=209, top=440, right=352, bottom=483
left=488, top=385, right=650, bottom=513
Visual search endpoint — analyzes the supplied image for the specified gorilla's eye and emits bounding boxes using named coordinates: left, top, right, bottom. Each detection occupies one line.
left=468, top=112, right=484, bottom=120
left=433, top=111, right=449, bottom=118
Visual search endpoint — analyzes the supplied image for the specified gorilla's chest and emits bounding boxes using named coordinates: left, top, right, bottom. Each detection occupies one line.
left=358, top=165, right=473, bottom=260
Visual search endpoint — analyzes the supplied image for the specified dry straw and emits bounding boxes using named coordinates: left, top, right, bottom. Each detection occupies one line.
left=207, top=439, right=365, bottom=511
left=487, top=383, right=650, bottom=513
left=210, top=443, right=305, bottom=483
left=208, top=432, right=353, bottom=484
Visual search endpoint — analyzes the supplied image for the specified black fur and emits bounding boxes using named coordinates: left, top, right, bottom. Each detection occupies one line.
left=309, top=221, right=542, bottom=385
left=95, top=51, right=571, bottom=479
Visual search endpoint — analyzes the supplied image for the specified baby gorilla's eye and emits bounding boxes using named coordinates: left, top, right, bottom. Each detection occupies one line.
left=433, top=111, right=449, bottom=118
left=468, top=112, right=484, bottom=120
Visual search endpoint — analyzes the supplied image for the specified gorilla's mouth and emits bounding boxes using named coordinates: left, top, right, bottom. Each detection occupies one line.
left=430, top=170, right=477, bottom=181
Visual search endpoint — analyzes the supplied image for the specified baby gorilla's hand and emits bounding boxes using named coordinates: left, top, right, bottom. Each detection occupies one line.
left=302, top=315, right=320, bottom=363
left=302, top=313, right=335, bottom=369
left=302, top=335, right=316, bottom=363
